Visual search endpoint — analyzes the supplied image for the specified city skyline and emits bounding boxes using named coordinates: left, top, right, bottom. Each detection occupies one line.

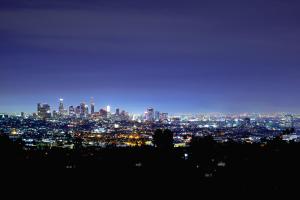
left=1, top=98, right=299, bottom=117
left=1, top=96, right=300, bottom=115
left=1, top=0, right=300, bottom=113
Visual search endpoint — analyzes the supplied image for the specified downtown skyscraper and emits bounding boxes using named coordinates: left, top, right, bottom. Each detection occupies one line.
left=37, top=103, right=51, bottom=119
left=90, top=97, right=95, bottom=115
left=59, top=99, right=64, bottom=115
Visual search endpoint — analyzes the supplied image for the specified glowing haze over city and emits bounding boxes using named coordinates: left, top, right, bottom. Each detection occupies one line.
left=1, top=0, right=300, bottom=114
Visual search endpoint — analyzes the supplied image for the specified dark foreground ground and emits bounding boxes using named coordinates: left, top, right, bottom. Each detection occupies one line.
left=1, top=134, right=299, bottom=195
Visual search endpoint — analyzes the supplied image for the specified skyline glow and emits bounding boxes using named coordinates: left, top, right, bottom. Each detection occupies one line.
left=1, top=0, right=300, bottom=113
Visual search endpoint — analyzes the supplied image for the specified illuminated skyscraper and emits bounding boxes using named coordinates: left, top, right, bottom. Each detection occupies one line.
left=106, top=105, right=111, bottom=113
left=120, top=110, right=129, bottom=121
left=85, top=104, right=89, bottom=115
left=116, top=108, right=120, bottom=116
left=37, top=103, right=51, bottom=119
left=37, top=103, right=42, bottom=116
left=160, top=113, right=168, bottom=121
left=90, top=97, right=95, bottom=114
left=69, top=106, right=75, bottom=116
left=145, top=107, right=155, bottom=121
left=80, top=102, right=87, bottom=117
left=59, top=98, right=64, bottom=114
left=155, top=111, right=160, bottom=121
left=121, top=110, right=126, bottom=116
left=53, top=110, right=58, bottom=118
left=99, top=108, right=107, bottom=118
left=75, top=106, right=81, bottom=116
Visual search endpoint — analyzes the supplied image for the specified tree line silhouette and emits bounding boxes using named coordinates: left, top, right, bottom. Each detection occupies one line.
left=0, top=128, right=299, bottom=191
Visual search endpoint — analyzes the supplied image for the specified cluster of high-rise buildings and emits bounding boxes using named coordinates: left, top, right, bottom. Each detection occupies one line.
left=37, top=98, right=117, bottom=119
left=144, top=107, right=168, bottom=122
left=36, top=98, right=169, bottom=122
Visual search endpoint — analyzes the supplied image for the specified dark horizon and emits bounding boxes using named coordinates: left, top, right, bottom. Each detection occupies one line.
left=1, top=0, right=300, bottom=113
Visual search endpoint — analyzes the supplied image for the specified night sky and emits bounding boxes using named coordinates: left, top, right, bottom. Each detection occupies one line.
left=1, top=0, right=300, bottom=114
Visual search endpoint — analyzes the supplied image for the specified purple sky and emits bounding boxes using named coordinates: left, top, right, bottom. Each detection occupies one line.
left=0, top=0, right=300, bottom=114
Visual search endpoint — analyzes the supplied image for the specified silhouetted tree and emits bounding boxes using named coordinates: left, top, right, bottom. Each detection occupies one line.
left=190, top=135, right=215, bottom=148
left=0, top=134, right=11, bottom=151
left=152, top=129, right=173, bottom=150
left=0, top=134, right=25, bottom=168
left=74, top=137, right=83, bottom=150
left=189, top=135, right=217, bottom=170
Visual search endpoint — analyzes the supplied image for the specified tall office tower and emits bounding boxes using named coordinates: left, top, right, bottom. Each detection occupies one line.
left=80, top=102, right=86, bottom=117
left=106, top=105, right=111, bottom=113
left=160, top=113, right=169, bottom=121
left=21, top=112, right=25, bottom=118
left=59, top=98, right=64, bottom=114
left=37, top=103, right=51, bottom=119
left=69, top=106, right=75, bottom=116
left=144, top=111, right=148, bottom=121
left=53, top=110, right=58, bottom=118
left=75, top=106, right=81, bottom=116
left=155, top=111, right=160, bottom=121
left=99, top=109, right=107, bottom=118
left=44, top=104, right=51, bottom=119
left=146, top=107, right=155, bottom=121
left=121, top=110, right=128, bottom=116
left=37, top=103, right=42, bottom=117
left=85, top=104, right=89, bottom=115
left=90, top=97, right=95, bottom=114
left=115, top=108, right=120, bottom=116
left=120, top=110, right=129, bottom=121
